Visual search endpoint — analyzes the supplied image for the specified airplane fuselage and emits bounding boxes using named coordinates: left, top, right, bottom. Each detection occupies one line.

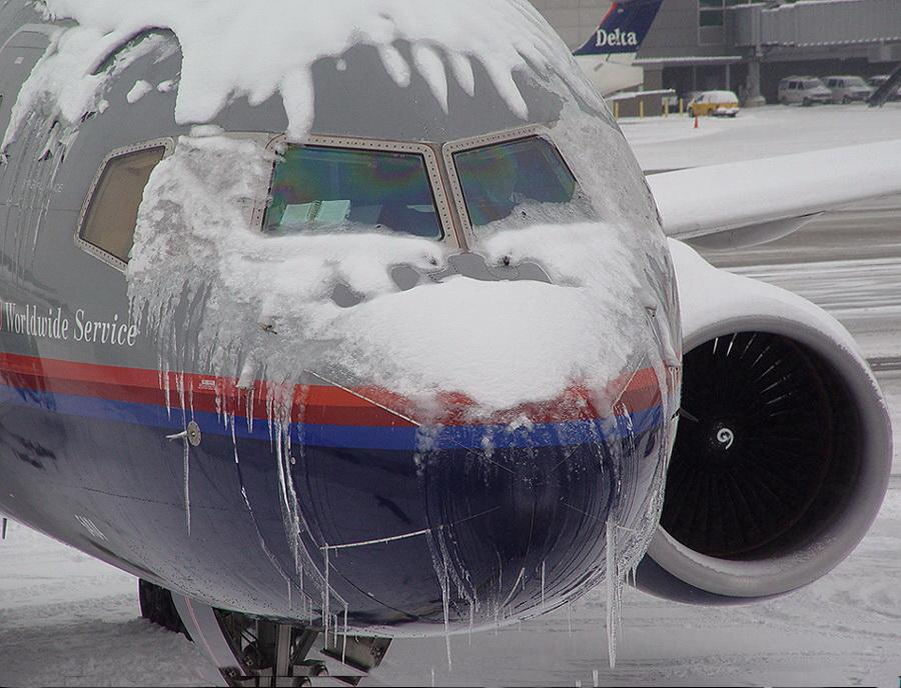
left=0, top=1, right=681, bottom=638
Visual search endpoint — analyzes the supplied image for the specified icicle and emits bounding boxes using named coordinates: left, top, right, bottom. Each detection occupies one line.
left=431, top=667, right=436, bottom=688
left=162, top=359, right=173, bottom=418
left=540, top=560, right=546, bottom=608
left=300, top=565, right=305, bottom=601
left=271, top=403, right=312, bottom=585
left=342, top=605, right=348, bottom=664
left=323, top=545, right=330, bottom=640
left=441, top=557, right=453, bottom=671
left=593, top=668, right=600, bottom=687
left=567, top=599, right=573, bottom=638
left=182, top=431, right=191, bottom=536
left=175, top=372, right=191, bottom=536
left=605, top=519, right=619, bottom=669
left=246, top=384, right=255, bottom=434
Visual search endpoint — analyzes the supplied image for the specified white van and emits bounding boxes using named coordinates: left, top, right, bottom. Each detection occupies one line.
left=823, top=76, right=873, bottom=104
left=777, top=77, right=832, bottom=106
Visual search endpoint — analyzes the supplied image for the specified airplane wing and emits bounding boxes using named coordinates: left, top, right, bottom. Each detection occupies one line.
left=869, top=62, right=901, bottom=107
left=647, top=139, right=901, bottom=249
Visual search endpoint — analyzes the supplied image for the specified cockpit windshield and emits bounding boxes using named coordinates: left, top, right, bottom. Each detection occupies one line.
left=263, top=145, right=443, bottom=238
left=452, top=136, right=580, bottom=229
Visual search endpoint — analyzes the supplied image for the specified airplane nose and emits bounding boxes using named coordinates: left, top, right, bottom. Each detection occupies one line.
left=278, top=373, right=672, bottom=632
left=421, top=437, right=615, bottom=618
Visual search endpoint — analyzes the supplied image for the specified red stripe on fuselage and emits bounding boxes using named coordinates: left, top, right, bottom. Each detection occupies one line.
left=0, top=352, right=665, bottom=427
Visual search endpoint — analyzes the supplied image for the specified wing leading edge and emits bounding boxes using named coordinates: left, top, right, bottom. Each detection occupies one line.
left=647, top=139, right=901, bottom=249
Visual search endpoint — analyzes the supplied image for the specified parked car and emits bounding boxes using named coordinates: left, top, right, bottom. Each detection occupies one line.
left=823, top=75, right=873, bottom=103
left=777, top=76, right=832, bottom=105
left=681, top=90, right=703, bottom=107
left=867, top=74, right=901, bottom=101
left=687, top=90, right=740, bottom=117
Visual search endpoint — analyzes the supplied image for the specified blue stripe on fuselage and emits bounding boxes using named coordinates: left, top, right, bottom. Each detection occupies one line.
left=0, top=382, right=663, bottom=451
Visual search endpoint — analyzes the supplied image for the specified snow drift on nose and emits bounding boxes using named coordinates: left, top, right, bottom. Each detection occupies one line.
left=127, top=134, right=657, bottom=415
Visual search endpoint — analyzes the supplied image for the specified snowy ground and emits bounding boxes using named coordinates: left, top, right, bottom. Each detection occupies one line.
left=623, top=102, right=901, bottom=170
left=0, top=522, right=219, bottom=687
left=3, top=104, right=901, bottom=687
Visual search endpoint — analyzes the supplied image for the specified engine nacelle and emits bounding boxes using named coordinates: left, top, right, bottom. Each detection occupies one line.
left=635, top=240, right=892, bottom=604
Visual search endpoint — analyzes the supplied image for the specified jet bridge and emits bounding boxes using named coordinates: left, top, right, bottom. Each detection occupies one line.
left=733, top=0, right=901, bottom=57
left=728, top=0, right=901, bottom=105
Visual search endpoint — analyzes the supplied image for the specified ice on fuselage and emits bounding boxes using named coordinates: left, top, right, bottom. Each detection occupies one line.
left=125, top=79, right=152, bottom=104
left=2, top=25, right=175, bottom=150
left=8, top=0, right=595, bottom=147
left=126, top=128, right=662, bottom=418
left=5, top=1, right=673, bottom=416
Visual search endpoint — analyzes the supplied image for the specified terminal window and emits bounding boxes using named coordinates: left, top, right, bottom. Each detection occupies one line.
left=700, top=0, right=753, bottom=28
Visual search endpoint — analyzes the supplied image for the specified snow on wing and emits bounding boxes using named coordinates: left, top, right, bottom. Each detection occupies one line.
left=648, top=139, right=901, bottom=248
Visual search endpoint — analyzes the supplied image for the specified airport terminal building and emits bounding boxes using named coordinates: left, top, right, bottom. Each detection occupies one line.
left=532, top=0, right=901, bottom=103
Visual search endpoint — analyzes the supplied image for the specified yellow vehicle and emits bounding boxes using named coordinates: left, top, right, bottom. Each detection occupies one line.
left=687, top=90, right=740, bottom=117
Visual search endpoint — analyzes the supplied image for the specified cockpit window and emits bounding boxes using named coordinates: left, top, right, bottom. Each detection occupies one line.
left=452, top=136, right=578, bottom=229
left=263, top=146, right=443, bottom=239
left=78, top=144, right=167, bottom=268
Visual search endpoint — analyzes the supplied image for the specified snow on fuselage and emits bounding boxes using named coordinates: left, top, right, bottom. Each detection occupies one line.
left=0, top=0, right=680, bottom=635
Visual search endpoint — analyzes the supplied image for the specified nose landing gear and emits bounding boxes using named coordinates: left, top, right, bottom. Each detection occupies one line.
left=139, top=579, right=391, bottom=687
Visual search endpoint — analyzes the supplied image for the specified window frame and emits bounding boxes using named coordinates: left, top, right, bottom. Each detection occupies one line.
left=75, top=137, right=174, bottom=272
left=256, top=134, right=457, bottom=245
left=441, top=125, right=580, bottom=243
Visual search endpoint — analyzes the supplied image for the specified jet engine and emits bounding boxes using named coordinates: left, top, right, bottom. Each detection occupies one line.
left=635, top=240, right=893, bottom=603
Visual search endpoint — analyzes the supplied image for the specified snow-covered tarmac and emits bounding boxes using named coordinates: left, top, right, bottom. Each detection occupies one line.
left=624, top=101, right=901, bottom=170
left=3, top=104, right=901, bottom=687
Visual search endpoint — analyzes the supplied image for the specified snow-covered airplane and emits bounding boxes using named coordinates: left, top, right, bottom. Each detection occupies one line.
left=0, top=0, right=895, bottom=685
left=573, top=0, right=664, bottom=96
